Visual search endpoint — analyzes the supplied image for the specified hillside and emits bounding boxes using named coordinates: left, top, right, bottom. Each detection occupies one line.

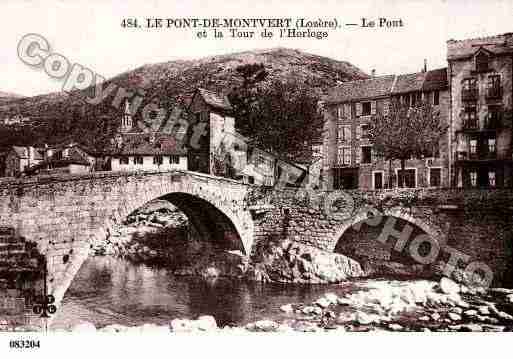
left=0, top=91, right=24, bottom=106
left=0, top=48, right=368, bottom=149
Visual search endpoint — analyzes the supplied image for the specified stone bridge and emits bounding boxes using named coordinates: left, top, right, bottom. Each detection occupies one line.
left=247, top=187, right=513, bottom=286
left=1, top=170, right=513, bottom=314
left=0, top=170, right=254, bottom=305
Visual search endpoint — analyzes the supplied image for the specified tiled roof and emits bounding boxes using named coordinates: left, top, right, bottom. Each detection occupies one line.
left=447, top=33, right=513, bottom=60
left=112, top=133, right=187, bottom=156
left=11, top=146, right=28, bottom=158
left=392, top=72, right=426, bottom=94
left=197, top=88, right=233, bottom=111
left=422, top=68, right=448, bottom=91
left=325, top=68, right=448, bottom=103
left=26, top=147, right=91, bottom=173
left=324, top=75, right=396, bottom=103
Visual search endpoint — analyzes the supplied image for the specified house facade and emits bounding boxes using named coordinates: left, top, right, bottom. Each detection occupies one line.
left=109, top=100, right=188, bottom=172
left=448, top=33, right=513, bottom=188
left=4, top=146, right=44, bottom=177
left=187, top=88, right=307, bottom=187
left=322, top=68, right=450, bottom=190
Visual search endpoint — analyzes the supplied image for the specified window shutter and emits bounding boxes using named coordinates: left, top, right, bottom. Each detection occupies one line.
left=356, top=125, right=362, bottom=139
left=356, top=103, right=362, bottom=117
left=383, top=100, right=389, bottom=116
left=355, top=147, right=361, bottom=164
left=371, top=147, right=377, bottom=163
left=337, top=105, right=343, bottom=119
left=346, top=126, right=352, bottom=142
left=345, top=104, right=352, bottom=119
left=371, top=101, right=377, bottom=115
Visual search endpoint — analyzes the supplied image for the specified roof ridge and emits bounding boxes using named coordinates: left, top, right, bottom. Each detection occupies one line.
left=447, top=32, right=512, bottom=44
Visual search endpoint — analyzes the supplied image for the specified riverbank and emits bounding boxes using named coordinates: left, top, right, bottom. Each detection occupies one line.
left=53, top=276, right=513, bottom=333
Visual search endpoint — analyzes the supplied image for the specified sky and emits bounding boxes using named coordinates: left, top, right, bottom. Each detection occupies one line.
left=1, top=0, right=513, bottom=97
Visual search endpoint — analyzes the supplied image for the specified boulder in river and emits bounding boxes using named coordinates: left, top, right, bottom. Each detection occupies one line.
left=440, top=277, right=460, bottom=295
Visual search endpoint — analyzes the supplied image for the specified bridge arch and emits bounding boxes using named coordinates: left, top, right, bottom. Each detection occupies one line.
left=329, top=208, right=446, bottom=276
left=0, top=171, right=255, bottom=306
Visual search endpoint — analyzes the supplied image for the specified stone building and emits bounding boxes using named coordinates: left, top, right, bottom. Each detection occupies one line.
left=3, top=146, right=44, bottom=177
left=109, top=100, right=188, bottom=172
left=187, top=88, right=307, bottom=186
left=322, top=68, right=450, bottom=190
left=24, top=143, right=94, bottom=176
left=447, top=33, right=513, bottom=188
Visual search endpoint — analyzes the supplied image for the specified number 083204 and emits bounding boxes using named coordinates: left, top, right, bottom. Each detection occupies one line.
left=9, top=340, right=41, bottom=349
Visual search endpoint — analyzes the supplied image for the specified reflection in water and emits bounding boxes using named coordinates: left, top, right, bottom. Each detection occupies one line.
left=50, top=257, right=337, bottom=330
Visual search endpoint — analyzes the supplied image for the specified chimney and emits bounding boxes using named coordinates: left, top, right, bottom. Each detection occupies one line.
left=371, top=69, right=376, bottom=77
left=423, top=59, right=427, bottom=73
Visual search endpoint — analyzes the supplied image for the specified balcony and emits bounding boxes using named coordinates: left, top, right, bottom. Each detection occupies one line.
left=486, top=86, right=503, bottom=101
left=462, top=88, right=478, bottom=101
left=484, top=116, right=503, bottom=130
left=456, top=150, right=498, bottom=162
left=461, top=120, right=479, bottom=132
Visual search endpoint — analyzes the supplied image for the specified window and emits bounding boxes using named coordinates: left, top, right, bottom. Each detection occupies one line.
left=360, top=124, right=370, bottom=139
left=470, top=171, right=478, bottom=187
left=433, top=91, right=440, bottom=106
left=411, top=93, right=417, bottom=106
left=470, top=139, right=478, bottom=155
left=361, top=146, right=372, bottom=164
left=488, top=171, right=496, bottom=187
left=487, top=75, right=501, bottom=98
left=488, top=138, right=496, bottom=155
left=403, top=95, right=410, bottom=107
left=133, top=156, right=143, bottom=165
left=153, top=155, right=163, bottom=165
left=464, top=108, right=478, bottom=129
left=373, top=172, right=383, bottom=190
left=362, top=102, right=372, bottom=116
left=169, top=155, right=180, bottom=164
left=487, top=107, right=500, bottom=129
left=337, top=146, right=351, bottom=165
left=463, top=78, right=477, bottom=90
left=338, top=126, right=351, bottom=142
left=337, top=105, right=343, bottom=119
left=120, top=156, right=129, bottom=165
left=429, top=168, right=442, bottom=187
left=397, top=169, right=416, bottom=188
left=475, top=51, right=489, bottom=72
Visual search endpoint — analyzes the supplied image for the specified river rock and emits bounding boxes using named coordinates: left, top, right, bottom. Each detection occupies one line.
left=459, top=324, right=482, bottom=332
left=196, top=315, right=218, bottom=331
left=440, top=277, right=460, bottom=295
left=355, top=311, right=379, bottom=325
left=448, top=313, right=462, bottom=321
left=324, top=293, right=339, bottom=305
left=249, top=320, right=279, bottom=332
left=388, top=323, right=403, bottom=331
left=170, top=318, right=195, bottom=332
left=477, top=306, right=491, bottom=315
left=315, top=297, right=331, bottom=308
left=464, top=310, right=478, bottom=317
left=431, top=312, right=441, bottom=321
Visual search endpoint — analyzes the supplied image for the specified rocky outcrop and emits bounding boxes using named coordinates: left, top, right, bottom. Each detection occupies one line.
left=246, top=240, right=364, bottom=284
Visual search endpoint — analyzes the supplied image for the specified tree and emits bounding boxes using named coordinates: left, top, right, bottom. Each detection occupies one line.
left=229, top=64, right=324, bottom=162
left=368, top=99, right=447, bottom=188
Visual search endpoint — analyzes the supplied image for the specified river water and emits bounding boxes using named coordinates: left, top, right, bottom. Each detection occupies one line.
left=50, top=256, right=348, bottom=330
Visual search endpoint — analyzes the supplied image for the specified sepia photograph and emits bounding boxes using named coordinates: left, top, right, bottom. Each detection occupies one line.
left=1, top=0, right=513, bottom=357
